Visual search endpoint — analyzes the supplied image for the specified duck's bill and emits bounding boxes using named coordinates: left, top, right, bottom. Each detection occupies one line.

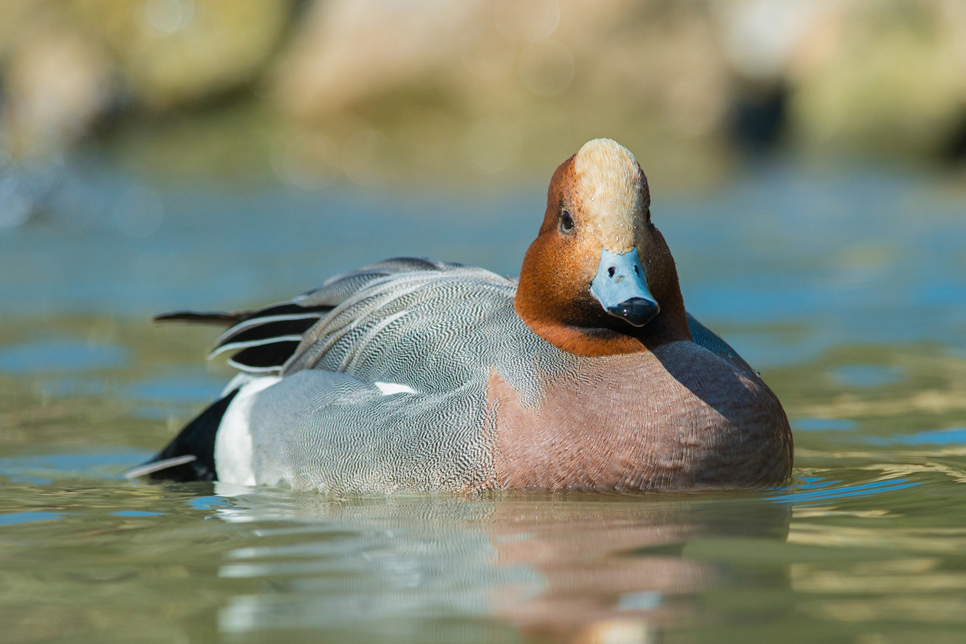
left=589, top=249, right=660, bottom=327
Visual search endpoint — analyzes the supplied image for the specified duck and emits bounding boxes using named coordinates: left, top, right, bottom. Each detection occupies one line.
left=127, top=138, right=793, bottom=492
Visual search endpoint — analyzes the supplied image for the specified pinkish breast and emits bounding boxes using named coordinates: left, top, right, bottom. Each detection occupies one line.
left=487, top=341, right=792, bottom=491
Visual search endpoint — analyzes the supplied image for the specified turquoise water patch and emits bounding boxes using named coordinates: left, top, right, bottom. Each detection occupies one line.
left=0, top=340, right=127, bottom=373
left=768, top=478, right=919, bottom=504
left=870, top=427, right=966, bottom=446
left=0, top=511, right=62, bottom=526
left=190, top=496, right=233, bottom=510
left=792, top=418, right=857, bottom=432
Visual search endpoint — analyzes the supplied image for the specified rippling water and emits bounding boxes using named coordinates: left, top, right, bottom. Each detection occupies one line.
left=1, top=159, right=965, bottom=643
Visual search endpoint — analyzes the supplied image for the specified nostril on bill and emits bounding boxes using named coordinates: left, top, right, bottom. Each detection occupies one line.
left=607, top=266, right=615, bottom=278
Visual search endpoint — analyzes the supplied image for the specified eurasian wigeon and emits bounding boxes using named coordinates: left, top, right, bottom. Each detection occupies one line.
left=129, top=138, right=793, bottom=492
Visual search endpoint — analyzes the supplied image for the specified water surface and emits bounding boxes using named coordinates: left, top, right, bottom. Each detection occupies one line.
left=1, top=160, right=965, bottom=643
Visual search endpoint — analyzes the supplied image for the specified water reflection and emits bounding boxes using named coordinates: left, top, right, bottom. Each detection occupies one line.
left=210, top=487, right=790, bottom=642
left=0, top=449, right=963, bottom=642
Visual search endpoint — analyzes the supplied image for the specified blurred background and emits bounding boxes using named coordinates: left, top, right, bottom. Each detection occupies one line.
left=2, top=0, right=966, bottom=224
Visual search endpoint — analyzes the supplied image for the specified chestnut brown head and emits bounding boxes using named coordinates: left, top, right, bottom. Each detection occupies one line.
left=514, top=139, right=690, bottom=356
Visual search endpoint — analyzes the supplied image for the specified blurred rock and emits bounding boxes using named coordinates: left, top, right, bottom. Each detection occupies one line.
left=717, top=0, right=822, bottom=83
left=2, top=0, right=964, bottom=186
left=788, top=2, right=966, bottom=158
left=272, top=0, right=732, bottom=183
left=563, top=1, right=729, bottom=138
left=274, top=0, right=482, bottom=119
left=0, top=0, right=36, bottom=63
left=274, top=0, right=730, bottom=128
left=0, top=0, right=295, bottom=165
left=714, top=0, right=825, bottom=151
left=2, top=19, right=114, bottom=158
left=70, top=0, right=295, bottom=109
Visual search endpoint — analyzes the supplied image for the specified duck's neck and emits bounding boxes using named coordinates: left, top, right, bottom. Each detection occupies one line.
left=514, top=258, right=692, bottom=357
left=517, top=315, right=644, bottom=357
left=516, top=307, right=691, bottom=357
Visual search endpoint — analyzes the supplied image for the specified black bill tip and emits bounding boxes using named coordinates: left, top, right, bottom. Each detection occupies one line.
left=607, top=297, right=659, bottom=327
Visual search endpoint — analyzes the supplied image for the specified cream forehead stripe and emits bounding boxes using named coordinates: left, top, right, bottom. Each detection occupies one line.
left=573, top=139, right=645, bottom=254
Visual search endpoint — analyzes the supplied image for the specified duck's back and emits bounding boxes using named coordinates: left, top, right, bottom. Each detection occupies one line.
left=247, top=262, right=570, bottom=493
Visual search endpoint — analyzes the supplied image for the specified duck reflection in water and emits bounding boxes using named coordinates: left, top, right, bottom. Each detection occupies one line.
left=212, top=487, right=791, bottom=643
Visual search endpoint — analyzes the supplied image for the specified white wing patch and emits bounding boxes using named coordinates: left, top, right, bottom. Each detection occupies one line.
left=374, top=381, right=417, bottom=395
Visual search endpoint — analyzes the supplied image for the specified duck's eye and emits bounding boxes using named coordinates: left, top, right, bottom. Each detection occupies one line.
left=560, top=210, right=574, bottom=232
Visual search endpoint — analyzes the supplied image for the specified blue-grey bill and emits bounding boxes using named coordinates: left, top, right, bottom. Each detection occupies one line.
left=589, top=248, right=659, bottom=327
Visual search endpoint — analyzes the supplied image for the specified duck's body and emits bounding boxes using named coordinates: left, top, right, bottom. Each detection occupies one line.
left=134, top=140, right=792, bottom=492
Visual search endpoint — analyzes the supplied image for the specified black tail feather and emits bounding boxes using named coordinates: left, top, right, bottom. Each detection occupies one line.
left=212, top=317, right=323, bottom=352
left=228, top=341, right=303, bottom=371
left=153, top=311, right=246, bottom=325
left=142, top=388, right=240, bottom=482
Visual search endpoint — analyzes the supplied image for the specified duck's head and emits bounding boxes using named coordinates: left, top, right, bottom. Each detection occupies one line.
left=514, top=139, right=691, bottom=357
